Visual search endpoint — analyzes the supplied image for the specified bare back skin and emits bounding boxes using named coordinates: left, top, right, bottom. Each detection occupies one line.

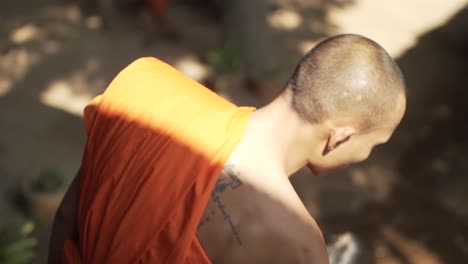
left=196, top=164, right=329, bottom=264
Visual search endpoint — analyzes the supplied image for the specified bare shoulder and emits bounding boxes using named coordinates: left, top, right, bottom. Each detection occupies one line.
left=196, top=164, right=329, bottom=264
left=251, top=186, right=329, bottom=264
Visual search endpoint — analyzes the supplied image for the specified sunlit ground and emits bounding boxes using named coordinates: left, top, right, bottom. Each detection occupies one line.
left=327, top=0, right=468, bottom=57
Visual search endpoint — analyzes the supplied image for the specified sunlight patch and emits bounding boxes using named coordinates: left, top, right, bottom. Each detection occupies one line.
left=0, top=46, right=43, bottom=98
left=0, top=79, right=12, bottom=97
left=40, top=81, right=93, bottom=117
left=10, top=24, right=43, bottom=44
left=64, top=5, right=82, bottom=23
left=297, top=40, right=319, bottom=55
left=268, top=9, right=303, bottom=31
left=175, top=55, right=211, bottom=82
left=43, top=40, right=61, bottom=55
left=40, top=58, right=104, bottom=116
left=328, top=0, right=468, bottom=57
left=85, top=16, right=103, bottom=30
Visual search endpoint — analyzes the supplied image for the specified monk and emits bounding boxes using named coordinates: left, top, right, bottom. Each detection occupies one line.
left=48, top=34, right=406, bottom=263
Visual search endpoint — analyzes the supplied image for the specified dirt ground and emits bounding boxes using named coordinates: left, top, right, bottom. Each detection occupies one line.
left=1, top=0, right=468, bottom=263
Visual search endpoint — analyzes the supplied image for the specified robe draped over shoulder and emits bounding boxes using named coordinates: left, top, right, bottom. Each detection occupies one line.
left=62, top=57, right=254, bottom=263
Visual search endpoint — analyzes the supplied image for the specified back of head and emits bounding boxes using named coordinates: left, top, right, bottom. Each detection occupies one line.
left=288, top=34, right=405, bottom=130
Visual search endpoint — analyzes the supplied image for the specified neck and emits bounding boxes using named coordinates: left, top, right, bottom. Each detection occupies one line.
left=229, top=93, right=322, bottom=178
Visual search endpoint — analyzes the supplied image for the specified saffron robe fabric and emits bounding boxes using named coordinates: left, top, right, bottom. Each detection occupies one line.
left=62, top=57, right=254, bottom=263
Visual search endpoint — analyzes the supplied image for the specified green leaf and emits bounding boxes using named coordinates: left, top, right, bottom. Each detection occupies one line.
left=2, top=238, right=37, bottom=256
left=3, top=251, right=35, bottom=264
left=0, top=221, right=34, bottom=247
left=32, top=168, right=67, bottom=193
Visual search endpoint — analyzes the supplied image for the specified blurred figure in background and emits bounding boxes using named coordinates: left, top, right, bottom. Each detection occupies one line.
left=80, top=0, right=177, bottom=39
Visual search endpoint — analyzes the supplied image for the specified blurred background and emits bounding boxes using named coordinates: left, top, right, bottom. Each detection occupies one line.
left=1, top=0, right=468, bottom=263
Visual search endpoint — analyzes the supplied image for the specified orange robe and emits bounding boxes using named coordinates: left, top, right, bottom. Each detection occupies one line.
left=63, top=57, right=255, bottom=263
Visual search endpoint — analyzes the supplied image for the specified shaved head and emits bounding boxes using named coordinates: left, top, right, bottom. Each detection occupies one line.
left=288, top=34, right=406, bottom=130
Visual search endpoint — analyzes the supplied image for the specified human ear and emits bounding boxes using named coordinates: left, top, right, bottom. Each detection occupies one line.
left=322, top=126, right=356, bottom=155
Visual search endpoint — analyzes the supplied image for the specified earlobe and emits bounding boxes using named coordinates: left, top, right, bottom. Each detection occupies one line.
left=322, top=126, right=356, bottom=156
